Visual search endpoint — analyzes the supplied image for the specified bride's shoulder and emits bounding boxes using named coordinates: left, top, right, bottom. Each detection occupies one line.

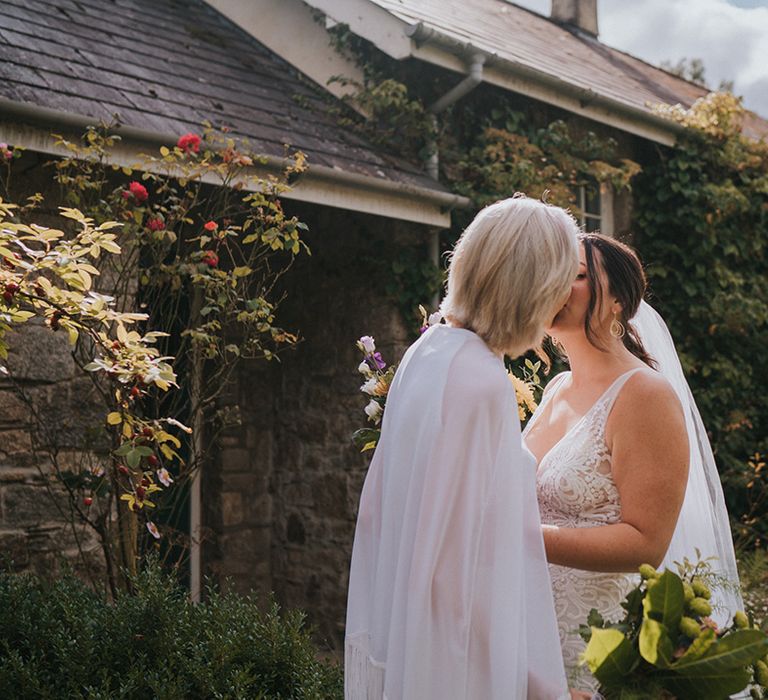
left=615, top=367, right=683, bottom=419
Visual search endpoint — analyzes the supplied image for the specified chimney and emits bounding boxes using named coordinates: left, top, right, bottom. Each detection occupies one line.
left=551, top=0, right=598, bottom=38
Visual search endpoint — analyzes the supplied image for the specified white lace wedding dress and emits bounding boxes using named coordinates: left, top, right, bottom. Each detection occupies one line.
left=522, top=368, right=643, bottom=693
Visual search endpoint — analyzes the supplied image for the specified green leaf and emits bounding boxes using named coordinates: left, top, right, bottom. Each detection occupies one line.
left=126, top=449, right=141, bottom=469
left=643, top=569, right=684, bottom=630
left=673, top=629, right=768, bottom=672
left=639, top=617, right=674, bottom=668
left=581, top=627, right=636, bottom=687
left=660, top=667, right=752, bottom=700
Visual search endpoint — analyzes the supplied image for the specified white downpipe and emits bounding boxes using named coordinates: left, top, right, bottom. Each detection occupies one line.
left=189, top=290, right=204, bottom=603
left=425, top=54, right=485, bottom=308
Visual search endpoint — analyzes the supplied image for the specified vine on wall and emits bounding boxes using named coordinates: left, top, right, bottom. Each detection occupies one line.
left=634, top=93, right=768, bottom=548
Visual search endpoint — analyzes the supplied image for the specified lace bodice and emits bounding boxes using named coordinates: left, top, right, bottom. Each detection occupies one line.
left=523, top=369, right=643, bottom=692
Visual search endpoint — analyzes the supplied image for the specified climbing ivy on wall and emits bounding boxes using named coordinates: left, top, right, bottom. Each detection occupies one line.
left=633, top=93, right=768, bottom=548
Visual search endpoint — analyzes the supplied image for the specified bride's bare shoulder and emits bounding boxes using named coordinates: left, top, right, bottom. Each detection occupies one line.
left=612, top=367, right=685, bottom=425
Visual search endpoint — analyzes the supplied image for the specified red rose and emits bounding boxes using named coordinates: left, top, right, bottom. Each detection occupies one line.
left=177, top=133, right=201, bottom=154
left=201, top=250, right=219, bottom=268
left=203, top=220, right=217, bottom=232
left=123, top=181, right=148, bottom=204
left=147, top=217, right=165, bottom=231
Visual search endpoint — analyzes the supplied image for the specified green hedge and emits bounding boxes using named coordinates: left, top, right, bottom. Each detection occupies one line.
left=0, top=563, right=342, bottom=699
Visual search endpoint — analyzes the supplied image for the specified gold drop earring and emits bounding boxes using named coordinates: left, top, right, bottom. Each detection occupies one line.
left=610, top=312, right=625, bottom=339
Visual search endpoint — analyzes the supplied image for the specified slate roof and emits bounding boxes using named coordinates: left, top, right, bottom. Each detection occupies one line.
left=0, top=0, right=445, bottom=192
left=365, top=0, right=768, bottom=140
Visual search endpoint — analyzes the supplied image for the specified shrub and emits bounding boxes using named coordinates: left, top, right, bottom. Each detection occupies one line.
left=0, top=562, right=342, bottom=699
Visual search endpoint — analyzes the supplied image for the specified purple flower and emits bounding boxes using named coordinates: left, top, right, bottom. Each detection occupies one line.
left=366, top=352, right=386, bottom=371
left=358, top=336, right=376, bottom=354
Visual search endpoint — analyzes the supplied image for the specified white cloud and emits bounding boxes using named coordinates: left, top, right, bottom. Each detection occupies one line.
left=509, top=0, right=768, bottom=117
left=599, top=0, right=768, bottom=115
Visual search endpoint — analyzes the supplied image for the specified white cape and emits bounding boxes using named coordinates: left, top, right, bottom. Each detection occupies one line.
left=345, top=325, right=568, bottom=700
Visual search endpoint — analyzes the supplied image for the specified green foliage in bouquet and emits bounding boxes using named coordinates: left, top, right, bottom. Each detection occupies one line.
left=0, top=560, right=342, bottom=699
left=581, top=563, right=768, bottom=699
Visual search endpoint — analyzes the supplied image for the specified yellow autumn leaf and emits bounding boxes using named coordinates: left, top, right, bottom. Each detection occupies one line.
left=106, top=412, right=122, bottom=425
left=361, top=441, right=377, bottom=452
left=156, top=430, right=181, bottom=448
left=122, top=421, right=133, bottom=439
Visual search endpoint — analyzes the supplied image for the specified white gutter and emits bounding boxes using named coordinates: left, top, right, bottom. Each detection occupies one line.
left=406, top=22, right=684, bottom=147
left=0, top=99, right=470, bottom=228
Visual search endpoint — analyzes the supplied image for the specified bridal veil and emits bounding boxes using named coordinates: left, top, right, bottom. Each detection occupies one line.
left=631, top=300, right=743, bottom=624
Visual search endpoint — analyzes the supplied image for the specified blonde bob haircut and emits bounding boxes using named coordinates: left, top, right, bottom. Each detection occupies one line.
left=441, top=194, right=579, bottom=358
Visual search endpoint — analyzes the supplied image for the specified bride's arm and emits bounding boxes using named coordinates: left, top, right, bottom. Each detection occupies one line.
left=542, top=371, right=688, bottom=572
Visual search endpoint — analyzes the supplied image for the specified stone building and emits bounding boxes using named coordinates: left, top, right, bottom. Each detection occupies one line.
left=0, top=0, right=461, bottom=649
left=1, top=0, right=766, bottom=651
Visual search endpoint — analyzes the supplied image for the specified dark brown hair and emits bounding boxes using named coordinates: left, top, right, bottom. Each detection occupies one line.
left=580, top=233, right=656, bottom=368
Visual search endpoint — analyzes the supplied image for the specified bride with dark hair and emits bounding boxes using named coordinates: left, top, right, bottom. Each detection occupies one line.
left=524, top=233, right=742, bottom=692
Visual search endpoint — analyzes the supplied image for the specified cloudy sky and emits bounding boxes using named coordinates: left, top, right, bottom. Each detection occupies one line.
left=511, top=0, right=768, bottom=117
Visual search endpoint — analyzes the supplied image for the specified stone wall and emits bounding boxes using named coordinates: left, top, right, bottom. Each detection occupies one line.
left=205, top=203, right=429, bottom=650
left=0, top=154, right=107, bottom=583
left=0, top=320, right=106, bottom=582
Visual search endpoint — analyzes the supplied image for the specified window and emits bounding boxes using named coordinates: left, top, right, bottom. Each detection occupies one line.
left=576, top=182, right=614, bottom=236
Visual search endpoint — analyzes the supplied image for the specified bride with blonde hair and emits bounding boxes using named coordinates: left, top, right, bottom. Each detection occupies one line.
left=345, top=195, right=582, bottom=699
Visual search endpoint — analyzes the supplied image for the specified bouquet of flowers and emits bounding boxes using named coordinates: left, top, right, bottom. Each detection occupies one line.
left=581, top=559, right=768, bottom=699
left=352, top=307, right=543, bottom=452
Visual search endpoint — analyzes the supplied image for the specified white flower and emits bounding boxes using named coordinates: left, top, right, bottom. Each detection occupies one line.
left=358, top=360, right=372, bottom=377
left=146, top=521, right=161, bottom=539
left=157, top=467, right=174, bottom=487
left=364, top=399, right=383, bottom=424
left=358, top=335, right=376, bottom=354
left=428, top=311, right=443, bottom=327
left=361, top=376, right=378, bottom=395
